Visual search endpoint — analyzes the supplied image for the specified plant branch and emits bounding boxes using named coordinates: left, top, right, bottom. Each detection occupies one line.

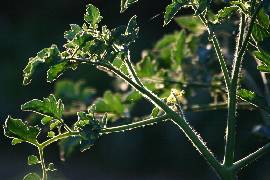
left=73, top=58, right=224, bottom=177
left=185, top=102, right=253, bottom=112
left=232, top=143, right=270, bottom=172
left=123, top=50, right=143, bottom=86
left=101, top=115, right=168, bottom=134
left=40, top=131, right=80, bottom=148
left=38, top=147, right=47, bottom=180
left=224, top=4, right=262, bottom=166
left=198, top=15, right=230, bottom=91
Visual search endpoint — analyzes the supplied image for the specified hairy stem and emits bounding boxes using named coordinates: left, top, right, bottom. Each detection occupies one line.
left=41, top=131, right=80, bottom=148
left=124, top=50, right=143, bottom=86
left=79, top=60, right=224, bottom=176
left=38, top=148, right=47, bottom=180
left=101, top=115, right=168, bottom=134
left=232, top=143, right=270, bottom=172
left=224, top=4, right=262, bottom=166
left=198, top=15, right=230, bottom=91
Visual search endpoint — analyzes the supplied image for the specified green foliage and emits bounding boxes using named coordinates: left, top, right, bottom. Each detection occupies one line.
left=21, top=94, right=64, bottom=120
left=93, top=91, right=125, bottom=116
left=23, top=173, right=41, bottom=180
left=4, top=116, right=40, bottom=145
left=212, top=6, right=238, bottom=24
left=164, top=0, right=187, bottom=26
left=120, top=0, right=138, bottom=13
left=253, top=50, right=270, bottom=73
left=84, top=4, right=102, bottom=28
left=23, top=45, right=62, bottom=85
left=28, top=155, right=40, bottom=165
left=4, top=1, right=270, bottom=180
left=175, top=16, right=205, bottom=35
left=238, top=89, right=270, bottom=113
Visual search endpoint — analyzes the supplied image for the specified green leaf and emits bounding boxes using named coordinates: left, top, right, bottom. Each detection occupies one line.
left=27, top=155, right=40, bottom=165
left=120, top=0, right=138, bottom=13
left=136, top=56, right=156, bottom=77
left=47, top=131, right=55, bottom=138
left=125, top=15, right=139, bottom=44
left=47, top=62, right=68, bottom=83
left=64, top=24, right=82, bottom=41
left=47, top=163, right=57, bottom=171
left=41, top=116, right=53, bottom=125
left=171, top=30, right=186, bottom=65
left=75, top=112, right=101, bottom=152
left=196, top=0, right=210, bottom=15
left=151, top=107, right=160, bottom=118
left=257, top=65, right=270, bottom=72
left=253, top=50, right=270, bottom=66
left=252, top=23, right=270, bottom=42
left=238, top=89, right=270, bottom=113
left=175, top=16, right=206, bottom=35
left=23, top=45, right=62, bottom=85
left=124, top=90, right=142, bottom=103
left=257, top=9, right=269, bottom=29
left=4, top=116, right=40, bottom=144
left=154, top=34, right=177, bottom=50
left=229, top=1, right=249, bottom=13
left=212, top=6, right=238, bottom=24
left=164, top=1, right=186, bottom=26
left=49, top=120, right=61, bottom=130
left=84, top=4, right=102, bottom=28
left=54, top=80, right=95, bottom=105
left=23, top=173, right=41, bottom=180
left=21, top=94, right=64, bottom=119
left=93, top=91, right=125, bottom=115
left=11, top=138, right=23, bottom=145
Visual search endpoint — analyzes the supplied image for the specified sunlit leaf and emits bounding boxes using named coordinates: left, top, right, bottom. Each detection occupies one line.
left=171, top=30, right=186, bottom=65
left=93, top=91, right=125, bottom=115
left=212, top=6, right=238, bottom=24
left=252, top=23, right=270, bottom=42
left=75, top=112, right=101, bottom=152
left=175, top=16, right=206, bottom=35
left=27, top=155, right=40, bottom=165
left=238, top=89, right=270, bottom=113
left=120, top=0, right=138, bottom=13
left=47, top=163, right=57, bottom=171
left=84, top=4, right=102, bottom=28
left=164, top=0, right=187, bottom=26
left=21, top=94, right=64, bottom=119
left=23, top=173, right=41, bottom=180
left=4, top=116, right=40, bottom=144
left=23, top=45, right=62, bottom=85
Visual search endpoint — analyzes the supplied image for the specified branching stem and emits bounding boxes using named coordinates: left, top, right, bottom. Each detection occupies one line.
left=232, top=143, right=270, bottom=172
left=224, top=4, right=262, bottom=166
left=72, top=58, right=224, bottom=177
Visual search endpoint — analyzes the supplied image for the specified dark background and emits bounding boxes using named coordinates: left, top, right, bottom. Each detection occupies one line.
left=0, top=0, right=269, bottom=179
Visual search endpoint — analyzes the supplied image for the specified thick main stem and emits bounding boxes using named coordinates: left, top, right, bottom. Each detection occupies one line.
left=224, top=5, right=262, bottom=166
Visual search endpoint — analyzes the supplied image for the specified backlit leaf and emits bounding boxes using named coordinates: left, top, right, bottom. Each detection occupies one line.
left=21, top=94, right=64, bottom=119
left=4, top=116, right=40, bottom=144
left=27, top=155, right=40, bottom=165
left=23, top=173, right=41, bottom=180
left=84, top=4, right=102, bottom=28
left=164, top=0, right=186, bottom=26
left=238, top=89, right=270, bottom=113
left=120, top=0, right=138, bottom=13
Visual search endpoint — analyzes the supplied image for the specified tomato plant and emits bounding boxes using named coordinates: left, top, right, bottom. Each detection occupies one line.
left=3, top=0, right=270, bottom=179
